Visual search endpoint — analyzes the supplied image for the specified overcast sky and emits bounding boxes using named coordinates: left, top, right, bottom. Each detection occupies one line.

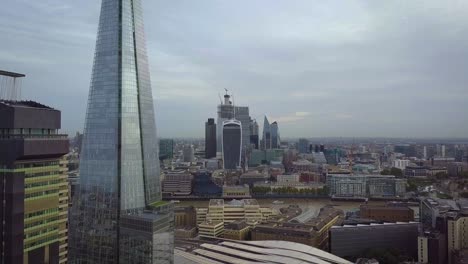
left=1, top=0, right=468, bottom=138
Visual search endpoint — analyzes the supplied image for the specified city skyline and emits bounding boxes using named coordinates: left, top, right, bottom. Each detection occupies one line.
left=2, top=1, right=468, bottom=138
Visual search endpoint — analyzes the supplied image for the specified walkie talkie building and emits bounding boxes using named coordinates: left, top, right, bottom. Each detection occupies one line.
left=69, top=0, right=173, bottom=263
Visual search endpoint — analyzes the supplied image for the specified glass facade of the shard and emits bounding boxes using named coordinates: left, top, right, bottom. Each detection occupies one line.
left=69, top=0, right=166, bottom=263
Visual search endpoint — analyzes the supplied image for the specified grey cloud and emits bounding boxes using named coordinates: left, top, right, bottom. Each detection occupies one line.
left=1, top=0, right=467, bottom=137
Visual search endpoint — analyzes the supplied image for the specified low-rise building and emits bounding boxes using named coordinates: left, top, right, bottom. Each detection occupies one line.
left=240, top=171, right=268, bottom=187
left=360, top=205, right=414, bottom=222
left=198, top=220, right=224, bottom=238
left=205, top=199, right=276, bottom=225
left=329, top=222, right=421, bottom=259
left=252, top=206, right=343, bottom=250
left=223, top=220, right=250, bottom=240
left=405, top=165, right=430, bottom=177
left=291, top=160, right=315, bottom=172
left=162, top=171, right=193, bottom=196
left=175, top=227, right=197, bottom=239
left=326, top=174, right=406, bottom=198
left=222, top=185, right=251, bottom=198
left=277, top=174, right=300, bottom=183
left=393, top=159, right=410, bottom=170
left=175, top=206, right=197, bottom=228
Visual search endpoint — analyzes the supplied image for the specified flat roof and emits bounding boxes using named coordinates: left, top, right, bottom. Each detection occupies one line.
left=0, top=70, right=25, bottom=78
left=0, top=100, right=54, bottom=110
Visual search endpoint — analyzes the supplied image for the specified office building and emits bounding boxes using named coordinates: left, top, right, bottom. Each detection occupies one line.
left=204, top=199, right=275, bottom=225
left=448, top=216, right=468, bottom=254
left=192, top=170, right=222, bottom=197
left=418, top=231, right=447, bottom=264
left=250, top=119, right=259, bottom=149
left=162, top=171, right=193, bottom=196
left=298, top=138, right=310, bottom=154
left=119, top=205, right=175, bottom=264
left=326, top=174, right=406, bottom=198
left=196, top=208, right=208, bottom=225
left=0, top=98, right=69, bottom=264
left=223, top=220, right=251, bottom=240
left=174, top=206, right=197, bottom=228
left=405, top=165, right=431, bottom=177
left=222, top=120, right=242, bottom=169
left=222, top=185, right=251, bottom=198
left=183, top=144, right=195, bottom=162
left=360, top=205, right=414, bottom=222
left=262, top=116, right=271, bottom=150
left=448, top=162, right=468, bottom=177
left=327, top=174, right=367, bottom=198
left=330, top=222, right=421, bottom=259
left=198, top=220, right=224, bottom=238
left=393, top=159, right=410, bottom=170
left=240, top=171, right=269, bottom=187
left=69, top=0, right=173, bottom=262
left=420, top=198, right=460, bottom=228
left=216, top=92, right=251, bottom=157
left=174, top=240, right=352, bottom=264
left=270, top=121, right=280, bottom=149
left=252, top=206, right=343, bottom=250
left=205, top=118, right=217, bottom=158
left=159, top=139, right=174, bottom=160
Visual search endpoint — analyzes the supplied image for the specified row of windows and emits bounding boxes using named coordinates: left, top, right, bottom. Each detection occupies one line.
left=25, top=227, right=58, bottom=239
left=24, top=234, right=58, bottom=250
left=25, top=179, right=61, bottom=189
left=16, top=161, right=59, bottom=169
left=25, top=189, right=59, bottom=200
left=0, top=128, right=58, bottom=135
left=25, top=216, right=60, bottom=230
left=26, top=208, right=59, bottom=219
left=25, top=171, right=61, bottom=179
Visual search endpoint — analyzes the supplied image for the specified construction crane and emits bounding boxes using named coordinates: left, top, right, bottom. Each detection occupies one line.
left=348, top=140, right=356, bottom=174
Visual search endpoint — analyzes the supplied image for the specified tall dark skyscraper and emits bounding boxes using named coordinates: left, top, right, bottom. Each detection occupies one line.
left=262, top=116, right=271, bottom=150
left=1, top=71, right=69, bottom=264
left=250, top=119, right=259, bottom=149
left=205, top=118, right=217, bottom=158
left=222, top=120, right=242, bottom=169
left=271, top=121, right=280, bottom=149
left=70, top=0, right=173, bottom=263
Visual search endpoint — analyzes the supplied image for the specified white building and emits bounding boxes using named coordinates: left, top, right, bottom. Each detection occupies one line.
left=393, top=159, right=410, bottom=170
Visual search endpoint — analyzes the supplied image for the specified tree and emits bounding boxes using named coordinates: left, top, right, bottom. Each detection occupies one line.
left=381, top=167, right=403, bottom=177
left=390, top=167, right=403, bottom=177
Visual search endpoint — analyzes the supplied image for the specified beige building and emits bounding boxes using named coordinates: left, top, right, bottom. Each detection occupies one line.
left=199, top=220, right=224, bottom=238
left=205, top=199, right=276, bottom=225
left=448, top=216, right=468, bottom=254
left=223, top=221, right=250, bottom=240
left=196, top=208, right=208, bottom=225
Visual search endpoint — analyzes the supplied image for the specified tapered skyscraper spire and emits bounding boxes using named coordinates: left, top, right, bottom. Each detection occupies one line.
left=70, top=0, right=166, bottom=262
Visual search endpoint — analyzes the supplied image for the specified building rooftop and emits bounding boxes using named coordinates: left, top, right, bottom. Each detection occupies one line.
left=0, top=100, right=54, bottom=110
left=175, top=240, right=352, bottom=264
left=360, top=205, right=412, bottom=211
left=225, top=220, right=249, bottom=230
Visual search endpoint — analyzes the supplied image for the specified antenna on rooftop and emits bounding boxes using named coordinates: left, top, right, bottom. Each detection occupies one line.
left=0, top=70, right=25, bottom=101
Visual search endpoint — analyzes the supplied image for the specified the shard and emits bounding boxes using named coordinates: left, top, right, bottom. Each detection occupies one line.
left=70, top=0, right=173, bottom=263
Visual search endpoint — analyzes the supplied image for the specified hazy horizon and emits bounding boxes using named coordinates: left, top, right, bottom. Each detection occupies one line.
left=1, top=0, right=468, bottom=138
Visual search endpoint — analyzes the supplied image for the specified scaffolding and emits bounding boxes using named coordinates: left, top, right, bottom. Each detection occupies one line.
left=0, top=70, right=25, bottom=101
